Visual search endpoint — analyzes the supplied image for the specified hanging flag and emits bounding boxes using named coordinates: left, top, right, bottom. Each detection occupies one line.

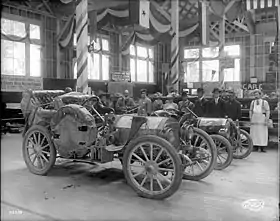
left=129, top=0, right=150, bottom=29
left=211, top=70, right=216, bottom=81
left=139, top=0, right=150, bottom=28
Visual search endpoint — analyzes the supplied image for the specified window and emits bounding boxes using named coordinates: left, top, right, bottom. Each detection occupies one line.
left=74, top=35, right=110, bottom=80
left=1, top=18, right=41, bottom=77
left=183, top=44, right=241, bottom=83
left=130, top=45, right=154, bottom=83
left=184, top=48, right=199, bottom=59
left=183, top=61, right=199, bottom=83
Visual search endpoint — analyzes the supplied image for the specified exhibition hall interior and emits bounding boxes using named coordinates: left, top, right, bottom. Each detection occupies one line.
left=1, top=0, right=279, bottom=220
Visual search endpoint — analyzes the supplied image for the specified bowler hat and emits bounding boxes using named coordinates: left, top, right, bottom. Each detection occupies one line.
left=140, top=89, right=147, bottom=94
left=212, top=88, right=221, bottom=93
left=197, top=88, right=204, bottom=93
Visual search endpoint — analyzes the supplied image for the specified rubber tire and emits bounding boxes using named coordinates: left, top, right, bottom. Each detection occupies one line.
left=211, top=134, right=233, bottom=170
left=183, top=128, right=217, bottom=181
left=22, top=125, right=57, bottom=176
left=123, top=135, right=183, bottom=200
left=233, top=129, right=253, bottom=159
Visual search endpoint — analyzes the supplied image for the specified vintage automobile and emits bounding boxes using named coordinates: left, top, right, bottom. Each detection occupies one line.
left=20, top=89, right=214, bottom=200
left=152, top=109, right=217, bottom=181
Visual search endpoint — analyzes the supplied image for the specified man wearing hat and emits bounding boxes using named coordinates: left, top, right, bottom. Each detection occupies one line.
left=138, top=89, right=152, bottom=116
left=249, top=89, right=270, bottom=152
left=116, top=90, right=136, bottom=113
left=193, top=88, right=207, bottom=117
left=205, top=88, right=226, bottom=118
left=99, top=92, right=113, bottom=108
left=178, top=91, right=194, bottom=113
left=152, top=92, right=163, bottom=111
left=224, top=90, right=241, bottom=121
left=163, top=94, right=178, bottom=110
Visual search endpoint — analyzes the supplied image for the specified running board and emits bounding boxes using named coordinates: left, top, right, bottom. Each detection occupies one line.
left=105, top=144, right=124, bottom=152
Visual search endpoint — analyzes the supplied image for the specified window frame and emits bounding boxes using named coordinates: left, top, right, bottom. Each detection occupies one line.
left=1, top=13, right=42, bottom=78
left=183, top=44, right=241, bottom=83
left=129, top=43, right=155, bottom=84
left=73, top=34, right=110, bottom=82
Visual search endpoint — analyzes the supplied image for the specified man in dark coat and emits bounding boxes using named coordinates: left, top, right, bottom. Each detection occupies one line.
left=224, top=90, right=241, bottom=121
left=193, top=88, right=207, bottom=117
left=205, top=88, right=226, bottom=118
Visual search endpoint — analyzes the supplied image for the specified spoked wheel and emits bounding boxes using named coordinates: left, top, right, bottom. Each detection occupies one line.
left=123, top=135, right=182, bottom=200
left=22, top=125, right=57, bottom=175
left=232, top=129, right=253, bottom=159
left=210, top=134, right=233, bottom=170
left=182, top=128, right=217, bottom=181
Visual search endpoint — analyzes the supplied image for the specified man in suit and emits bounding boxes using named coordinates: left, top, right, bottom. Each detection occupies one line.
left=138, top=89, right=152, bottom=116
left=193, top=88, right=207, bottom=117
left=205, top=88, right=226, bottom=118
left=152, top=92, right=163, bottom=111
left=224, top=90, right=241, bottom=121
left=116, top=90, right=135, bottom=113
left=178, top=91, right=194, bottom=113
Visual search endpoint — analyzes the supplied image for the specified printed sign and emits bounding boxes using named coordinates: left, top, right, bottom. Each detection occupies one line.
left=111, top=72, right=131, bottom=82
left=1, top=75, right=43, bottom=92
left=242, top=83, right=263, bottom=90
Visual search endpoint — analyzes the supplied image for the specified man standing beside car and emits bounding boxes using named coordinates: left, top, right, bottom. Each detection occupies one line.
left=205, top=88, right=226, bottom=118
left=193, top=88, right=207, bottom=117
left=224, top=90, right=242, bottom=121
left=138, top=89, right=152, bottom=116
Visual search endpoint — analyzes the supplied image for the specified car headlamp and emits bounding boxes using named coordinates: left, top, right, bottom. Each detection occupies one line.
left=186, top=125, right=194, bottom=140
left=218, top=121, right=230, bottom=138
left=180, top=124, right=194, bottom=141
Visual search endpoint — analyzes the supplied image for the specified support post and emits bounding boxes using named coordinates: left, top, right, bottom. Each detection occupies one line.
left=219, top=16, right=225, bottom=88
left=249, top=34, right=255, bottom=78
left=201, top=0, right=209, bottom=46
left=76, top=0, right=89, bottom=93
left=277, top=1, right=280, bottom=86
left=56, top=18, right=61, bottom=79
left=170, top=0, right=179, bottom=93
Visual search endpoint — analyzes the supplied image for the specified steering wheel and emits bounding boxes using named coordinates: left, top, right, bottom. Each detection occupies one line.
left=164, top=108, right=181, bottom=116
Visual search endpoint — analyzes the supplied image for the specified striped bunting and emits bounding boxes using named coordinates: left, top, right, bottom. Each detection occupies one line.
left=245, top=0, right=279, bottom=10
left=76, top=0, right=89, bottom=94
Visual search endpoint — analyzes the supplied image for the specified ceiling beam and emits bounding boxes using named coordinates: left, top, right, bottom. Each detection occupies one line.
left=232, top=20, right=249, bottom=32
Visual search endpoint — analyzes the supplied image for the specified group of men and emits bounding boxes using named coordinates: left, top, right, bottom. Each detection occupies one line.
left=110, top=87, right=242, bottom=121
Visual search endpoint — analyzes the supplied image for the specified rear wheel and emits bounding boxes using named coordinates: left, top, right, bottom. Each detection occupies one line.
left=123, top=135, right=182, bottom=200
left=182, top=128, right=217, bottom=181
left=232, top=129, right=253, bottom=159
left=210, top=134, right=233, bottom=170
left=22, top=125, right=57, bottom=175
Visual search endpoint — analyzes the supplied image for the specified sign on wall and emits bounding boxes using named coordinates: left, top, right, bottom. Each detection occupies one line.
left=1, top=75, right=43, bottom=92
left=111, top=72, right=131, bottom=82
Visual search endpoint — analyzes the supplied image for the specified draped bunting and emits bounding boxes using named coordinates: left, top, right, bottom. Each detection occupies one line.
left=58, top=3, right=200, bottom=49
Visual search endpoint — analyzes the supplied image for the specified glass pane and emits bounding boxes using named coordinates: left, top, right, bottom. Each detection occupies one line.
left=224, top=59, right=240, bottom=82
left=74, top=62, right=77, bottom=79
left=184, top=61, right=199, bottom=82
left=1, top=40, right=14, bottom=58
left=1, top=58, right=14, bottom=75
left=88, top=53, right=100, bottom=79
left=102, top=39, right=109, bottom=51
left=102, top=54, right=109, bottom=80
left=148, top=48, right=153, bottom=59
left=1, top=18, right=13, bottom=35
left=73, top=33, right=77, bottom=46
left=130, top=45, right=135, bottom=56
left=202, top=47, right=219, bottom=58
left=130, top=58, right=136, bottom=81
left=224, top=45, right=240, bottom=57
left=148, top=61, right=154, bottom=83
left=30, top=24, right=40, bottom=39
left=184, top=48, right=199, bottom=59
left=30, top=44, right=41, bottom=60
left=137, top=59, right=147, bottom=82
left=202, top=60, right=219, bottom=82
left=14, top=42, right=26, bottom=59
left=137, top=46, right=148, bottom=58
left=30, top=61, right=41, bottom=77
left=13, top=20, right=26, bottom=37
left=14, top=58, right=26, bottom=76
left=94, top=38, right=101, bottom=50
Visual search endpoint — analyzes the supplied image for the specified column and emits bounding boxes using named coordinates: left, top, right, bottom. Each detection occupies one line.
left=170, top=0, right=179, bottom=92
left=219, top=16, right=225, bottom=88
left=56, top=18, right=61, bottom=79
left=76, top=0, right=89, bottom=93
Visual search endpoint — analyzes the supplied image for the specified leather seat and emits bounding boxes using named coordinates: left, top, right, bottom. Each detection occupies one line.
left=36, top=108, right=57, bottom=119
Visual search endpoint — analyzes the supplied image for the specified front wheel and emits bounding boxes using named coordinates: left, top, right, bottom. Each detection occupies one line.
left=210, top=134, right=233, bottom=170
left=232, top=129, right=253, bottom=159
left=22, top=125, right=57, bottom=175
left=123, top=135, right=182, bottom=200
left=182, top=128, right=217, bottom=181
